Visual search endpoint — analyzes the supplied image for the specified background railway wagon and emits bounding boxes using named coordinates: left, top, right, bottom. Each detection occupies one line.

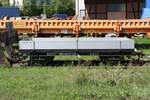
left=76, top=0, right=146, bottom=19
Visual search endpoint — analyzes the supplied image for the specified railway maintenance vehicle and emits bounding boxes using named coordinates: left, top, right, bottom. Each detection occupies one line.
left=0, top=0, right=150, bottom=66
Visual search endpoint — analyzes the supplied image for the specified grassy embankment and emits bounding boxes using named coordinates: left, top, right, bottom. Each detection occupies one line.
left=0, top=38, right=150, bottom=100
left=135, top=37, right=150, bottom=54
left=0, top=67, right=150, bottom=100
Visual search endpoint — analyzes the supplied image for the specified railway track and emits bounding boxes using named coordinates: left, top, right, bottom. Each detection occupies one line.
left=16, top=57, right=150, bottom=67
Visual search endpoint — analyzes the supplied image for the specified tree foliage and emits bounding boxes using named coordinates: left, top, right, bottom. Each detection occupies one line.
left=0, top=0, right=9, bottom=7
left=0, top=2, right=2, bottom=7
left=50, top=0, right=75, bottom=16
left=22, top=0, right=75, bottom=16
left=22, top=0, right=42, bottom=16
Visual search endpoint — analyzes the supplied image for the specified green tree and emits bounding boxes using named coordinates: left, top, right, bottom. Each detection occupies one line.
left=22, top=0, right=42, bottom=16
left=50, top=0, right=75, bottom=16
left=22, top=0, right=75, bottom=16
left=0, top=2, right=2, bottom=7
left=43, top=4, right=50, bottom=14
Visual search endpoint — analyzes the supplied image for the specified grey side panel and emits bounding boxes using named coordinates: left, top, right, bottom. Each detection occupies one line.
left=19, top=38, right=135, bottom=52
left=121, top=39, right=134, bottom=49
left=33, top=38, right=77, bottom=50
left=19, top=40, right=34, bottom=50
left=78, top=38, right=121, bottom=50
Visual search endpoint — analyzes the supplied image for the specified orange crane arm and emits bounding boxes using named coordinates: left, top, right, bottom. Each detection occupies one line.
left=0, top=19, right=150, bottom=37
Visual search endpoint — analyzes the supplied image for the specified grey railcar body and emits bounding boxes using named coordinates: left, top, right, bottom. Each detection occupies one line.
left=19, top=37, right=135, bottom=56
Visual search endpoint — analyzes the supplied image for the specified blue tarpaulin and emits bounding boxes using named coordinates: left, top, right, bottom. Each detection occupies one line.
left=0, top=7, right=20, bottom=19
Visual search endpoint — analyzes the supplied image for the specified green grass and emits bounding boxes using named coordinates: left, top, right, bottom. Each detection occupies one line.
left=135, top=37, right=150, bottom=54
left=0, top=38, right=150, bottom=100
left=54, top=56, right=98, bottom=60
left=141, top=49, right=150, bottom=54
left=0, top=67, right=150, bottom=100
left=135, top=37, right=150, bottom=45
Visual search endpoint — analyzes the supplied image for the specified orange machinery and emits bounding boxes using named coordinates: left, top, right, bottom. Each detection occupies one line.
left=0, top=19, right=150, bottom=38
